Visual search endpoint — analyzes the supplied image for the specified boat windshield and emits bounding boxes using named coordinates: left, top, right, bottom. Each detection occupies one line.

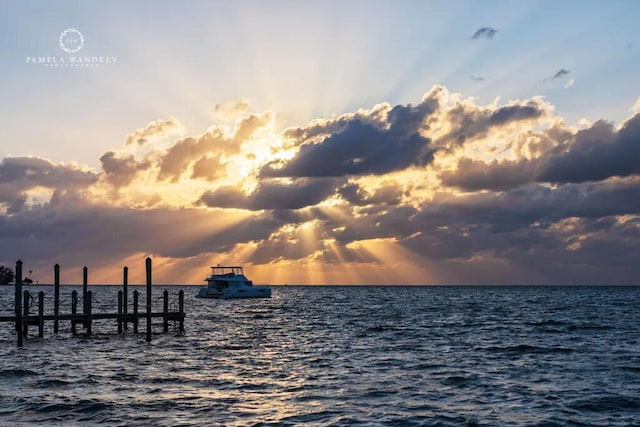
left=211, top=266, right=244, bottom=276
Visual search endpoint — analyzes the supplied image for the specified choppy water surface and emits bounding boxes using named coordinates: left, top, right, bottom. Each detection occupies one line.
left=1, top=285, right=639, bottom=426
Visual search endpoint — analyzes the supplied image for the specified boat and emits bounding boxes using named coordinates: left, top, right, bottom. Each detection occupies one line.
left=196, top=266, right=271, bottom=299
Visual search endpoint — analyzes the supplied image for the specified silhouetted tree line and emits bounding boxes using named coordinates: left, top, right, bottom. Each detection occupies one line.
left=0, top=266, right=15, bottom=285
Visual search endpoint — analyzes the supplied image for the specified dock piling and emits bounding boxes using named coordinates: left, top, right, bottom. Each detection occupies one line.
left=133, top=290, right=139, bottom=333
left=54, top=264, right=60, bottom=333
left=117, top=291, right=123, bottom=334
left=178, top=290, right=184, bottom=334
left=38, top=291, right=44, bottom=338
left=82, top=266, right=88, bottom=315
left=123, top=266, right=128, bottom=330
left=163, top=290, right=169, bottom=333
left=71, top=290, right=78, bottom=335
left=15, top=260, right=23, bottom=346
left=86, top=291, right=92, bottom=336
left=23, top=291, right=29, bottom=338
left=146, top=257, right=152, bottom=342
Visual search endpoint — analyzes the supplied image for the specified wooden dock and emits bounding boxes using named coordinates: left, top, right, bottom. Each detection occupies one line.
left=0, top=257, right=185, bottom=346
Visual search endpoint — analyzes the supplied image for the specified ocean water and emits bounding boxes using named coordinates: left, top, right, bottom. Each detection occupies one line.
left=0, top=285, right=639, bottom=426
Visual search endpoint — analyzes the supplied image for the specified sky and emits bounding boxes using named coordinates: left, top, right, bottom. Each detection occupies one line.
left=1, top=0, right=639, bottom=285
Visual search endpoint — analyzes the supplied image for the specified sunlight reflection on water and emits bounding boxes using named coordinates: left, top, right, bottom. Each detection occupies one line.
left=0, top=285, right=640, bottom=425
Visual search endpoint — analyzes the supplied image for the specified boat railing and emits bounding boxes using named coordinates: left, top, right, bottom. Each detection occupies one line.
left=211, top=266, right=244, bottom=276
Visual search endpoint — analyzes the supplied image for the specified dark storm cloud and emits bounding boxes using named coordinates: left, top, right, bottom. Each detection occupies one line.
left=387, top=97, right=439, bottom=136
left=262, top=97, right=439, bottom=178
left=538, top=115, right=640, bottom=183
left=489, top=105, right=543, bottom=126
left=314, top=180, right=640, bottom=269
left=0, top=157, right=96, bottom=187
left=100, top=151, right=149, bottom=187
left=337, top=182, right=403, bottom=206
left=443, top=100, right=546, bottom=146
left=0, top=197, right=285, bottom=266
left=471, top=27, right=497, bottom=40
left=262, top=120, right=434, bottom=177
left=0, top=157, right=97, bottom=213
left=199, top=178, right=343, bottom=210
left=398, top=183, right=640, bottom=284
left=441, top=115, right=640, bottom=192
left=498, top=183, right=635, bottom=224
left=552, top=69, right=570, bottom=79
left=440, top=158, right=536, bottom=191
left=282, top=103, right=391, bottom=144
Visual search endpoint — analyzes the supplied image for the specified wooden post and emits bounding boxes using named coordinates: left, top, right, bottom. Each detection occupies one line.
left=38, top=291, right=44, bottom=338
left=133, top=290, right=139, bottom=333
left=15, top=260, right=23, bottom=346
left=117, top=291, right=123, bottom=334
left=54, top=263, right=60, bottom=333
left=123, top=266, right=128, bottom=330
left=82, top=266, right=88, bottom=314
left=71, top=290, right=78, bottom=335
left=23, top=290, right=29, bottom=339
left=178, top=290, right=184, bottom=334
left=146, top=257, right=152, bottom=342
left=86, top=290, right=92, bottom=336
left=163, top=289, right=169, bottom=333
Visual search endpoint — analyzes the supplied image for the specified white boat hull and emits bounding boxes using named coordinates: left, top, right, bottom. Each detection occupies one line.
left=196, top=286, right=271, bottom=299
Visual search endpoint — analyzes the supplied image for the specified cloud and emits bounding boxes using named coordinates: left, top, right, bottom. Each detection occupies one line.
left=199, top=178, right=343, bottom=210
left=158, top=130, right=226, bottom=182
left=0, top=198, right=283, bottom=267
left=471, top=27, right=497, bottom=40
left=441, top=115, right=640, bottom=191
left=191, top=155, right=225, bottom=181
left=545, top=69, right=570, bottom=82
left=564, top=78, right=575, bottom=88
left=261, top=93, right=441, bottom=178
left=100, top=151, right=149, bottom=187
left=263, top=119, right=434, bottom=177
left=440, top=158, right=536, bottom=191
left=470, top=75, right=486, bottom=82
left=553, top=69, right=570, bottom=79
left=0, top=156, right=97, bottom=213
left=440, top=98, right=548, bottom=146
left=124, top=117, right=182, bottom=145
left=337, top=181, right=403, bottom=206
left=537, top=115, right=640, bottom=183
left=0, top=157, right=95, bottom=188
left=233, top=111, right=274, bottom=142
left=3, top=85, right=640, bottom=284
left=158, top=111, right=274, bottom=182
left=631, top=96, right=640, bottom=113
left=213, top=98, right=250, bottom=120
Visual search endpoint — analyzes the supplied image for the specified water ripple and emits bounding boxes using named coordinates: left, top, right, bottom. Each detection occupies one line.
left=0, top=285, right=639, bottom=425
